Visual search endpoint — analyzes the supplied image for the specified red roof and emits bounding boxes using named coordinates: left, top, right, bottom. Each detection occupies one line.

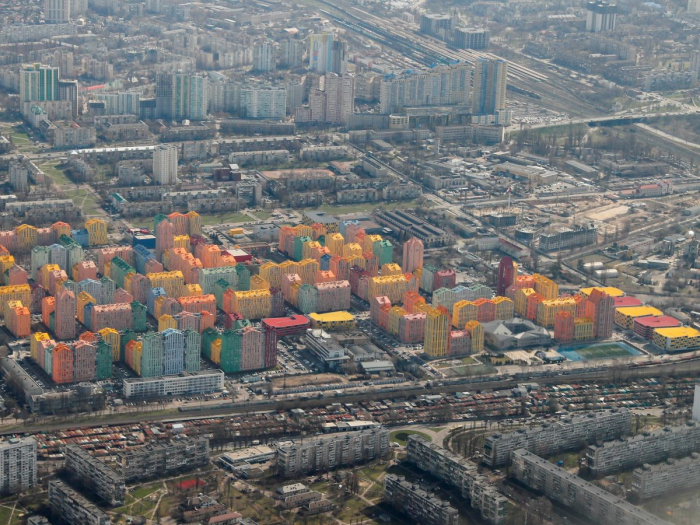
left=640, top=184, right=660, bottom=190
left=262, top=315, right=310, bottom=329
left=633, top=316, right=681, bottom=328
left=614, top=297, right=642, bottom=308
left=209, top=513, right=243, bottom=524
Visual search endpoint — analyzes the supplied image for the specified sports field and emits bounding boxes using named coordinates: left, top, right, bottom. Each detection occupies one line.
left=558, top=342, right=641, bottom=362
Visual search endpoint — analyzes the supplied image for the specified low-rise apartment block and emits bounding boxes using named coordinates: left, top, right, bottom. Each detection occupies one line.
left=512, top=449, right=669, bottom=525
left=384, top=474, right=460, bottom=525
left=64, top=444, right=126, bottom=506
left=48, top=480, right=111, bottom=525
left=587, top=421, right=700, bottom=476
left=483, top=408, right=631, bottom=467
left=116, top=437, right=209, bottom=482
left=277, top=428, right=389, bottom=478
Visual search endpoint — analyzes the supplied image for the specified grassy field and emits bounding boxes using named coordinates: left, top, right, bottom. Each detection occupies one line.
left=63, top=188, right=103, bottom=216
left=306, top=198, right=427, bottom=216
left=200, top=212, right=252, bottom=226
left=390, top=430, right=432, bottom=446
left=0, top=125, right=36, bottom=153
left=38, top=161, right=73, bottom=186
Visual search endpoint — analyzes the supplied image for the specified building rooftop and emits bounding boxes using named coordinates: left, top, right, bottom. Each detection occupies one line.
left=634, top=316, right=681, bottom=328
left=654, top=326, right=700, bottom=338
left=309, top=311, right=355, bottom=322
left=262, top=315, right=310, bottom=329
left=304, top=211, right=339, bottom=225
left=614, top=297, right=642, bottom=308
left=580, top=286, right=625, bottom=297
left=616, top=306, right=663, bottom=317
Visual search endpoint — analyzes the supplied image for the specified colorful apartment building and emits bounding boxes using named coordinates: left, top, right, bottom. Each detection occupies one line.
left=96, top=246, right=133, bottom=275
left=8, top=302, right=30, bottom=338
left=147, top=271, right=185, bottom=299
left=90, top=304, right=133, bottom=332
left=0, top=285, right=31, bottom=318
left=329, top=256, right=350, bottom=281
left=177, top=294, right=216, bottom=315
left=584, top=289, right=615, bottom=339
left=72, top=261, right=97, bottom=282
left=464, top=320, right=484, bottom=353
left=368, top=275, right=409, bottom=304
left=228, top=290, right=272, bottom=319
left=536, top=298, right=577, bottom=328
left=85, top=219, right=108, bottom=246
left=99, top=328, right=121, bottom=361
left=574, top=317, right=594, bottom=341
left=402, top=237, right=424, bottom=274
left=533, top=274, right=559, bottom=300
left=55, top=288, right=77, bottom=340
left=398, top=313, right=426, bottom=343
left=553, top=311, right=574, bottom=343
left=424, top=307, right=450, bottom=357
left=326, top=233, right=344, bottom=256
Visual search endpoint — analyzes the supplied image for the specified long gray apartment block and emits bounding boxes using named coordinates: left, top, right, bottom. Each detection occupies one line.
left=587, top=420, right=700, bottom=476
left=483, top=408, right=631, bottom=467
left=632, top=452, right=700, bottom=500
left=384, top=474, right=460, bottom=525
left=407, top=435, right=507, bottom=525
left=512, top=449, right=670, bottom=525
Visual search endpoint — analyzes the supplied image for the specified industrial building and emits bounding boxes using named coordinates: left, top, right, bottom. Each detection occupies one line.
left=512, top=450, right=667, bottom=525
left=48, top=480, right=112, bottom=525
left=0, top=438, right=37, bottom=495
left=122, top=370, right=224, bottom=398
left=116, top=437, right=209, bottom=482
left=587, top=421, right=700, bottom=476
left=538, top=225, right=598, bottom=252
left=303, top=329, right=349, bottom=371
left=277, top=428, right=389, bottom=477
left=632, top=453, right=700, bottom=500
left=483, top=409, right=631, bottom=467
left=384, top=474, right=460, bottom=525
left=64, top=444, right=126, bottom=506
left=376, top=210, right=452, bottom=247
left=407, top=435, right=507, bottom=524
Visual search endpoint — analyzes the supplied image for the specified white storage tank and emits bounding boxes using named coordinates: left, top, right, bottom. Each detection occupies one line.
left=583, top=261, right=604, bottom=271
left=594, top=269, right=619, bottom=278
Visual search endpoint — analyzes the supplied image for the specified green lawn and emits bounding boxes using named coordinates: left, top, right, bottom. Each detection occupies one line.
left=131, top=483, right=161, bottom=500
left=252, top=210, right=273, bottom=220
left=358, top=462, right=389, bottom=482
left=63, top=188, right=103, bottom=216
left=38, top=161, right=73, bottom=186
left=200, top=212, right=252, bottom=226
left=0, top=126, right=36, bottom=152
left=0, top=505, right=13, bottom=524
left=309, top=198, right=426, bottom=216
left=390, top=430, right=432, bottom=446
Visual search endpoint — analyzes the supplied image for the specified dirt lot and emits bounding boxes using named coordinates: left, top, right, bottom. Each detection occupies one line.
left=585, top=204, right=630, bottom=222
left=272, top=373, right=346, bottom=389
